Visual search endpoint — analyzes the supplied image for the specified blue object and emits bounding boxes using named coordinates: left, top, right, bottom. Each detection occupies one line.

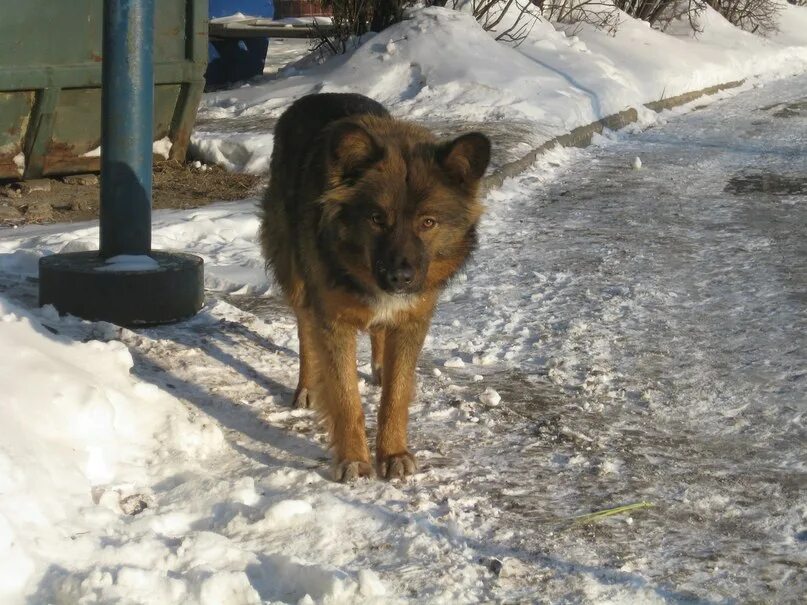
left=205, top=0, right=274, bottom=90
left=209, top=0, right=273, bottom=18
left=100, top=0, right=154, bottom=257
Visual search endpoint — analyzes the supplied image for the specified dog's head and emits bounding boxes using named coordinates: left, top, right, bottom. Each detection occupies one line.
left=318, top=117, right=491, bottom=297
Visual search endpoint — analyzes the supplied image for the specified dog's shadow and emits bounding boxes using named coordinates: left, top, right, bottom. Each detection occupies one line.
left=0, top=273, right=326, bottom=474
left=129, top=298, right=329, bottom=473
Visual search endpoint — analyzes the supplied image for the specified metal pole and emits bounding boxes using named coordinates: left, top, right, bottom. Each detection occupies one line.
left=100, top=0, right=154, bottom=258
left=38, top=0, right=204, bottom=326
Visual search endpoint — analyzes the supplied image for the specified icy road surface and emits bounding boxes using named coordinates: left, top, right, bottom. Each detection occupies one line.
left=426, top=76, right=807, bottom=600
left=1, top=75, right=805, bottom=603
left=438, top=76, right=807, bottom=600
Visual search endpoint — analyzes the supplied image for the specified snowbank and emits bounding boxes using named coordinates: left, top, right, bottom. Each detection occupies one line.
left=769, top=0, right=807, bottom=47
left=0, top=287, right=491, bottom=604
left=192, top=4, right=807, bottom=173
left=0, top=298, right=226, bottom=603
left=190, top=130, right=275, bottom=174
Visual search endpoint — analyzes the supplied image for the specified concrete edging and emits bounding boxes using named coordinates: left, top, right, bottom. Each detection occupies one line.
left=481, top=79, right=745, bottom=192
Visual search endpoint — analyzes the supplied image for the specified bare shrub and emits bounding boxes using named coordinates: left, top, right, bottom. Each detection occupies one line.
left=535, top=0, right=622, bottom=34
left=314, top=0, right=409, bottom=54
left=318, top=0, right=784, bottom=54
left=705, top=0, right=781, bottom=34
left=616, top=0, right=784, bottom=34
left=471, top=0, right=543, bottom=42
left=614, top=0, right=705, bottom=29
left=370, top=0, right=408, bottom=31
left=312, top=0, right=368, bottom=55
left=441, top=0, right=620, bottom=42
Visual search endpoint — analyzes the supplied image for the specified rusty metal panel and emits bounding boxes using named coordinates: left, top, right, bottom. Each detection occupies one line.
left=0, top=91, right=33, bottom=179
left=154, top=84, right=182, bottom=140
left=38, top=85, right=183, bottom=176
left=42, top=88, right=102, bottom=175
left=0, top=0, right=207, bottom=180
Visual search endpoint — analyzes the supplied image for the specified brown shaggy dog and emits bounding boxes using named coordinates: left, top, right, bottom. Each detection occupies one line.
left=261, top=93, right=490, bottom=481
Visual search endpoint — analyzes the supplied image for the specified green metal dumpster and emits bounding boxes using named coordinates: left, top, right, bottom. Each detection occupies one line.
left=0, top=0, right=207, bottom=180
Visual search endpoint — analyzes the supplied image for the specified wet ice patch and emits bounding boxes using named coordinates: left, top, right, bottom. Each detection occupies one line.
left=725, top=171, right=807, bottom=195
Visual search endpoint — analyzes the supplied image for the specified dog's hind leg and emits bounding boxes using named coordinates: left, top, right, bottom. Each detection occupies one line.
left=293, top=308, right=318, bottom=409
left=314, top=320, right=373, bottom=481
left=376, top=317, right=430, bottom=480
left=369, top=327, right=385, bottom=386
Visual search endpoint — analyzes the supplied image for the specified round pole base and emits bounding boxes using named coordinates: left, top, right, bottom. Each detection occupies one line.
left=39, top=251, right=204, bottom=326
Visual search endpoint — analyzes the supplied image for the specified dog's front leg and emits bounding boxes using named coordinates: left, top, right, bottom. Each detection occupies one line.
left=376, top=317, right=430, bottom=479
left=293, top=307, right=318, bottom=409
left=315, top=320, right=373, bottom=481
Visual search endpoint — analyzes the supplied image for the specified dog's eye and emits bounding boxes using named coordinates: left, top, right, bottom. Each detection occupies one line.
left=421, top=217, right=437, bottom=230
left=370, top=212, right=385, bottom=226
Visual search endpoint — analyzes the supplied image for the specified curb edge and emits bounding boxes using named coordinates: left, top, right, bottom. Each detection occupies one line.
left=481, top=79, right=746, bottom=193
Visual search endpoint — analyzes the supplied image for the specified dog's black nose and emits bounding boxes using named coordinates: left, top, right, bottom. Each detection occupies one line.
left=388, top=264, right=414, bottom=290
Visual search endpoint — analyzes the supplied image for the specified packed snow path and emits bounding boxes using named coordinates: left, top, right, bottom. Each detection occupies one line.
left=199, top=76, right=805, bottom=601
left=0, top=75, right=805, bottom=603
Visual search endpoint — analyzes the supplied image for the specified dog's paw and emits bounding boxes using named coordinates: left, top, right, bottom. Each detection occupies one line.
left=292, top=387, right=314, bottom=409
left=332, top=459, right=376, bottom=482
left=377, top=452, right=418, bottom=480
left=371, top=363, right=383, bottom=386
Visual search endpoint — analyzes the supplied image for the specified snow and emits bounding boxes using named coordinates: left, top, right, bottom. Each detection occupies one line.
left=95, top=254, right=161, bottom=272
left=189, top=130, right=275, bottom=174
left=0, top=205, right=269, bottom=294
left=0, top=4, right=806, bottom=603
left=210, top=14, right=333, bottom=26
left=83, top=137, right=174, bottom=159
left=764, top=1, right=807, bottom=47
left=192, top=4, right=807, bottom=174
left=3, top=72, right=805, bottom=601
left=479, top=387, right=501, bottom=406
left=0, top=298, right=226, bottom=604
left=12, top=152, right=24, bottom=174
left=152, top=136, right=173, bottom=160
left=276, top=16, right=334, bottom=26
left=209, top=12, right=252, bottom=24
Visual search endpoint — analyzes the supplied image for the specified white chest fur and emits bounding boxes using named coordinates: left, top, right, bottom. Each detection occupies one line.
left=368, top=293, right=420, bottom=327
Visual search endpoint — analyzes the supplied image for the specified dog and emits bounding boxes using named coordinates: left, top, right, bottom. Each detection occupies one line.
left=261, top=93, right=490, bottom=481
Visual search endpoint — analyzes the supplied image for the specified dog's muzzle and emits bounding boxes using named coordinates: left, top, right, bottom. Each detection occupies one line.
left=375, top=259, right=420, bottom=294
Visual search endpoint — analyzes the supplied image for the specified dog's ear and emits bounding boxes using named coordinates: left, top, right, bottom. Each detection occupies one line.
left=329, top=122, right=384, bottom=181
left=436, top=132, right=491, bottom=185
